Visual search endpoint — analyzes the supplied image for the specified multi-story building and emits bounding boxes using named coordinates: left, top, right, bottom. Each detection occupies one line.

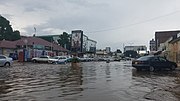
left=155, top=30, right=180, bottom=50
left=87, top=39, right=97, bottom=53
left=149, top=39, right=156, bottom=51
left=82, top=35, right=88, bottom=52
left=105, top=47, right=111, bottom=54
left=153, top=30, right=180, bottom=66
left=71, top=30, right=97, bottom=56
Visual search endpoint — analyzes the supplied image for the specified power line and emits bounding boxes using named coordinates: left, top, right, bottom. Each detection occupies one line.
left=86, top=10, right=180, bottom=33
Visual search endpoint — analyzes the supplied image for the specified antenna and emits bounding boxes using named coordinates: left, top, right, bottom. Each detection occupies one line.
left=33, top=27, right=36, bottom=36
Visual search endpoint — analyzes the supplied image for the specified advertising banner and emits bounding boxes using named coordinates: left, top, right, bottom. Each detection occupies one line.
left=71, top=31, right=82, bottom=52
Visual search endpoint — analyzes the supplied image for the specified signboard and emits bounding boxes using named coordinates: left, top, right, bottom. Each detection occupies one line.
left=71, top=30, right=83, bottom=52
left=33, top=45, right=44, bottom=50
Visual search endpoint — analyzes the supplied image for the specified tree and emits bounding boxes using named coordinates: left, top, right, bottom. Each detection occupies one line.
left=12, top=30, right=21, bottom=41
left=117, top=49, right=122, bottom=53
left=0, top=15, right=21, bottom=41
left=58, top=32, right=71, bottom=50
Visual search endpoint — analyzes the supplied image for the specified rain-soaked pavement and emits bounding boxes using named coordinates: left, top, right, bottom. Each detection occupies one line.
left=0, top=61, right=180, bottom=101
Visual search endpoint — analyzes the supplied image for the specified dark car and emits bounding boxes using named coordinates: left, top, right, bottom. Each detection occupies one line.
left=9, top=53, right=18, bottom=60
left=132, top=55, right=177, bottom=71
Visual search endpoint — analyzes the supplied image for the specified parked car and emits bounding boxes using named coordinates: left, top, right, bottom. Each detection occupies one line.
left=32, top=56, right=53, bottom=63
left=132, top=55, right=177, bottom=71
left=79, top=57, right=94, bottom=62
left=0, top=55, right=13, bottom=67
left=48, top=56, right=69, bottom=64
left=9, top=53, right=18, bottom=60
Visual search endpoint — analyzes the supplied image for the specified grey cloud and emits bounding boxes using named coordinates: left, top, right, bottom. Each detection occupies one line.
left=21, top=1, right=53, bottom=12
left=24, top=4, right=51, bottom=12
left=2, top=0, right=180, bottom=50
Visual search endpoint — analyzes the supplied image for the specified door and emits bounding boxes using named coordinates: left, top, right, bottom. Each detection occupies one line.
left=158, top=57, right=171, bottom=68
left=0, top=56, right=6, bottom=66
left=151, top=57, right=160, bottom=68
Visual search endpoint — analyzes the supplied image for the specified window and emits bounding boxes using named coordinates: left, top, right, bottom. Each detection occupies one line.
left=159, top=57, right=167, bottom=62
left=40, top=56, right=48, bottom=58
left=151, top=57, right=159, bottom=62
left=0, top=56, right=6, bottom=59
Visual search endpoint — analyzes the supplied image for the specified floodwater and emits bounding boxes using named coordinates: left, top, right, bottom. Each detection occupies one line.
left=0, top=61, right=180, bottom=101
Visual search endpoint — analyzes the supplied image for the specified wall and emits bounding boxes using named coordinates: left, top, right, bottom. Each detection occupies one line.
left=2, top=48, right=15, bottom=56
left=87, top=39, right=96, bottom=53
left=155, top=31, right=179, bottom=50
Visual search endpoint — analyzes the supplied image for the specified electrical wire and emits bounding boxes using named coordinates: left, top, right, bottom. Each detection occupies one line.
left=85, top=10, right=180, bottom=33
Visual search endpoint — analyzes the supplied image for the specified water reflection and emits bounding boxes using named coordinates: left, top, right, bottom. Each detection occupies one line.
left=58, top=66, right=83, bottom=99
left=132, top=69, right=180, bottom=78
left=0, top=62, right=179, bottom=101
left=0, top=80, right=12, bottom=95
left=132, top=69, right=180, bottom=101
left=105, top=63, right=111, bottom=78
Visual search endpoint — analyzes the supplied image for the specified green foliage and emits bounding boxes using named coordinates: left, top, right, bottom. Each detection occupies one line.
left=38, top=36, right=53, bottom=42
left=58, top=32, right=71, bottom=50
left=12, top=30, right=21, bottom=41
left=117, top=49, right=122, bottom=53
left=0, top=15, right=21, bottom=41
left=70, top=57, right=80, bottom=63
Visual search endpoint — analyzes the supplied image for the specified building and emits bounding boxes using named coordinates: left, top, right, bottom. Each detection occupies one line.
left=0, top=37, right=69, bottom=61
left=0, top=40, right=17, bottom=56
left=87, top=39, right=97, bottom=53
left=82, top=34, right=88, bottom=53
left=71, top=30, right=97, bottom=57
left=154, top=32, right=180, bottom=66
left=105, top=47, right=111, bottom=53
left=155, top=30, right=180, bottom=50
left=124, top=45, right=147, bottom=53
left=15, top=37, right=68, bottom=60
left=167, top=36, right=180, bottom=65
left=95, top=49, right=108, bottom=58
left=16, top=37, right=68, bottom=58
left=149, top=39, right=156, bottom=51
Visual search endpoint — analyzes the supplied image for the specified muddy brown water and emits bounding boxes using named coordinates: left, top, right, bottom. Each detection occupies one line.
left=0, top=61, right=179, bottom=101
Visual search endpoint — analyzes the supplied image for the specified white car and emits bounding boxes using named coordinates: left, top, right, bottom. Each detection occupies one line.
left=0, top=55, right=13, bottom=67
left=32, top=56, right=53, bottom=63
left=49, top=56, right=68, bottom=64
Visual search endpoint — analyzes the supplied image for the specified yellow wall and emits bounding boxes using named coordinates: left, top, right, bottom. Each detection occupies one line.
left=2, top=48, right=15, bottom=56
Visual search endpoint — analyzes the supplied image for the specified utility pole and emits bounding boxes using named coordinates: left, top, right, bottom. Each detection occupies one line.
left=34, top=27, right=36, bottom=37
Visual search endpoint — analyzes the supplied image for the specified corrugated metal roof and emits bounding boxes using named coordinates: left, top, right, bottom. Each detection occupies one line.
left=0, top=37, right=69, bottom=52
left=0, top=40, right=16, bottom=48
left=15, top=37, right=52, bottom=46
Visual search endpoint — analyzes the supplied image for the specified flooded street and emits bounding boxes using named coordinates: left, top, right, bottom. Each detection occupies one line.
left=0, top=61, right=180, bottom=101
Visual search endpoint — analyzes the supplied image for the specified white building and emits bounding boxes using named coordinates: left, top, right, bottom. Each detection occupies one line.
left=149, top=39, right=156, bottom=51
left=105, top=47, right=111, bottom=53
left=87, top=39, right=97, bottom=53
left=124, top=45, right=147, bottom=53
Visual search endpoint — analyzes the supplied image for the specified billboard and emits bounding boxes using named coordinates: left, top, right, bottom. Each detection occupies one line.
left=71, top=30, right=83, bottom=52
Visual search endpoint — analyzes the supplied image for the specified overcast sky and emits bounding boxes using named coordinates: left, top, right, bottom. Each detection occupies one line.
left=1, top=0, right=180, bottom=51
